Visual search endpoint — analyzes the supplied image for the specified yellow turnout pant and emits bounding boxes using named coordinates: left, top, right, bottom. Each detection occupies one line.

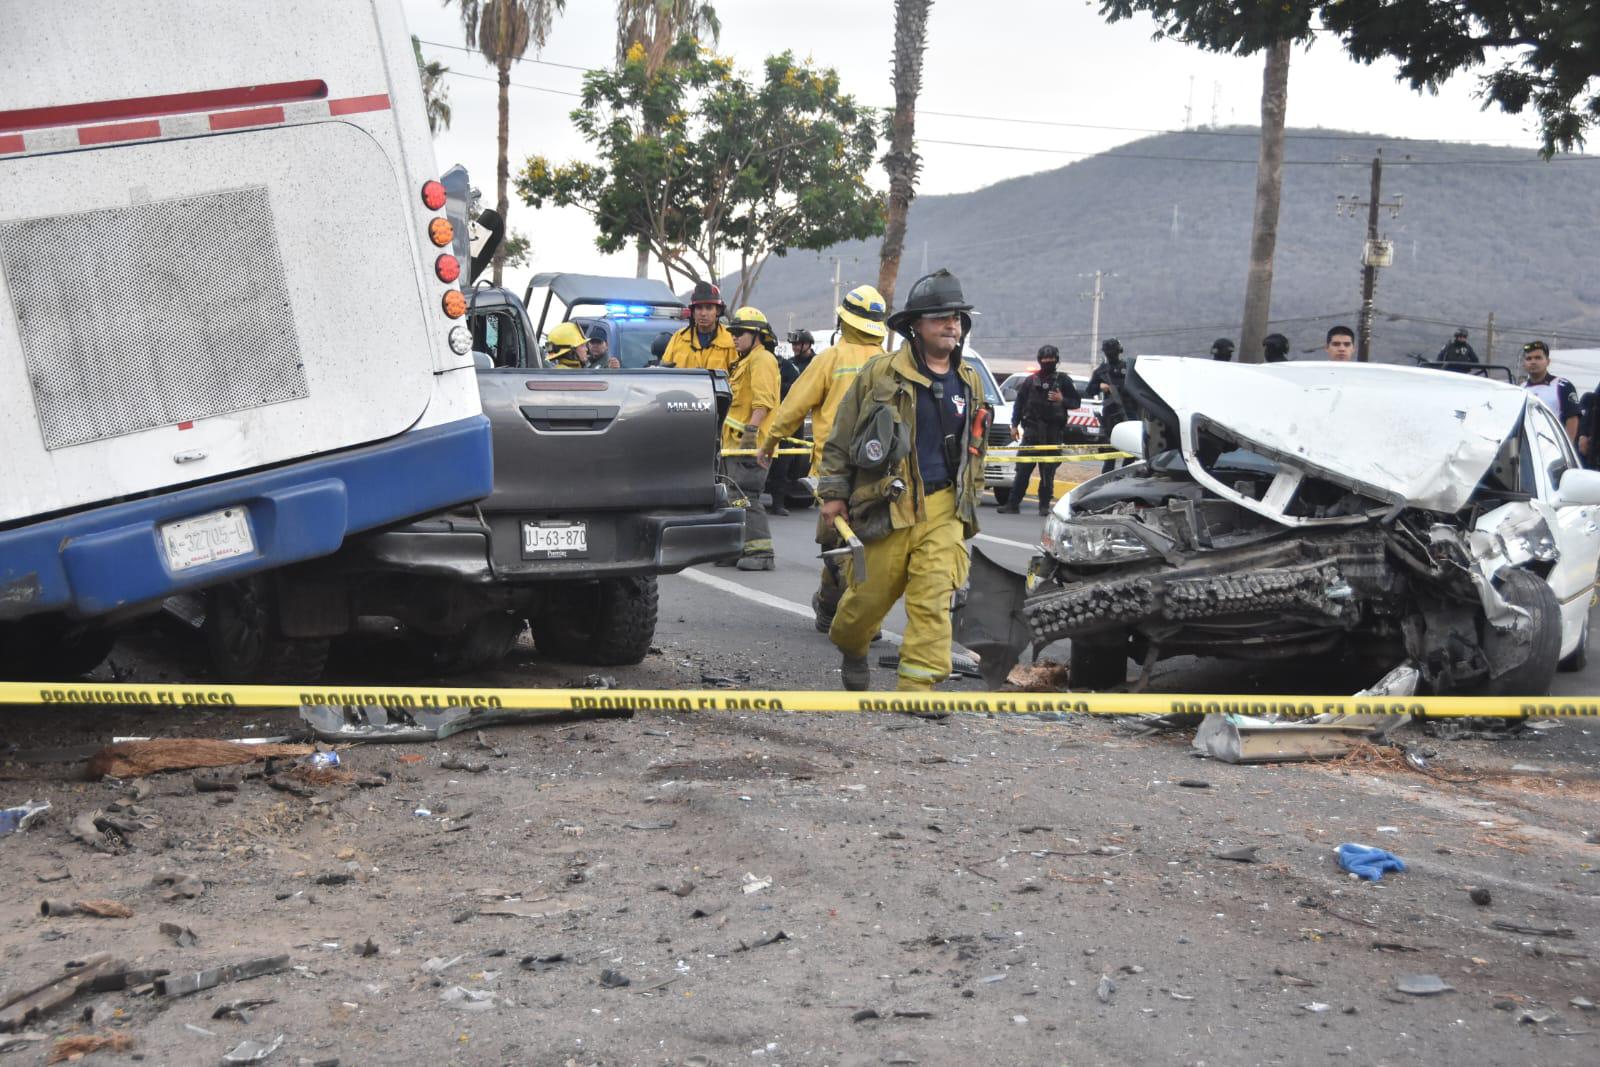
left=829, top=488, right=969, bottom=691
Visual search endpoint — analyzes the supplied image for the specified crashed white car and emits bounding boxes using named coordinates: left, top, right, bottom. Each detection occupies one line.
left=960, top=358, right=1600, bottom=694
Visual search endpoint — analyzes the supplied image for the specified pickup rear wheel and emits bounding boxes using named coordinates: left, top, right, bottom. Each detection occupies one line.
left=532, top=576, right=658, bottom=667
left=204, top=578, right=329, bottom=682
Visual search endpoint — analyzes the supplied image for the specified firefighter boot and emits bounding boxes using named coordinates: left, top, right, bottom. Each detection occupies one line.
left=841, top=653, right=870, bottom=691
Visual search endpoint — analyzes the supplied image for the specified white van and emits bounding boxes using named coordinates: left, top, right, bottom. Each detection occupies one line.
left=0, top=0, right=491, bottom=675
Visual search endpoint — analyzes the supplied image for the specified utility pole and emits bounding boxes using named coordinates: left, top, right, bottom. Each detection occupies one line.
left=919, top=240, right=928, bottom=274
left=1486, top=312, right=1496, bottom=368
left=1334, top=153, right=1403, bottom=362
left=1079, top=271, right=1111, bottom=364
left=1184, top=76, right=1194, bottom=130
left=823, top=255, right=852, bottom=311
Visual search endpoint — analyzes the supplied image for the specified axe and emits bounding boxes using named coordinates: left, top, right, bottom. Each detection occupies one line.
left=821, top=515, right=867, bottom=585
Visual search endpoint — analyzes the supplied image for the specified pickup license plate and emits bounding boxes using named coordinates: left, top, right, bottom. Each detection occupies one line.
left=160, top=507, right=255, bottom=571
left=522, top=521, right=588, bottom=558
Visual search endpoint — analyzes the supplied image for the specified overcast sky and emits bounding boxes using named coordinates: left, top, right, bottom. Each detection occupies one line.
left=402, top=0, right=1544, bottom=296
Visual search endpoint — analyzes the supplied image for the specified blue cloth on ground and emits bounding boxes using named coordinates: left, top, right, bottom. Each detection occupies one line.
left=1337, top=843, right=1406, bottom=881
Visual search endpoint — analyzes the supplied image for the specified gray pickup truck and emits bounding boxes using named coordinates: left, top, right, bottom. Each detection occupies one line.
left=185, top=177, right=744, bottom=679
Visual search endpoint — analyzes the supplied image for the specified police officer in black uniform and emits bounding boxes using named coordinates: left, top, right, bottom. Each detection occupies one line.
left=999, top=345, right=1079, bottom=514
left=1263, top=332, right=1290, bottom=363
left=1437, top=328, right=1480, bottom=372
left=1210, top=337, right=1235, bottom=361
left=1087, top=338, right=1132, bottom=474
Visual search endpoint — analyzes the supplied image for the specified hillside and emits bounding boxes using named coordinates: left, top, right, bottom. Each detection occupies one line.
left=740, top=128, right=1600, bottom=367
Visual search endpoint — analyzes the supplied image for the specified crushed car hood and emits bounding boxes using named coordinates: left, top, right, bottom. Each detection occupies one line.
left=1133, top=357, right=1528, bottom=517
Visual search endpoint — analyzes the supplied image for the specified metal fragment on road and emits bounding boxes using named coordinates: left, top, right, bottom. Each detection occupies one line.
left=1096, top=974, right=1116, bottom=1003
left=298, top=701, right=630, bottom=744
left=156, top=955, right=290, bottom=998
left=220, top=1035, right=284, bottom=1064
left=159, top=922, right=198, bottom=948
left=1212, top=846, right=1259, bottom=863
left=1396, top=974, right=1454, bottom=996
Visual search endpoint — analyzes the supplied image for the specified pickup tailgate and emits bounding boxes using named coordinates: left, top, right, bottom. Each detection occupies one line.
left=477, top=368, right=723, bottom=512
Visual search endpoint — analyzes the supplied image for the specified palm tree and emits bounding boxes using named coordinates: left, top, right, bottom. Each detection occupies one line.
left=614, top=1, right=720, bottom=76
left=447, top=0, right=566, bottom=285
left=411, top=35, right=453, bottom=135
left=613, top=1, right=721, bottom=276
left=877, top=0, right=932, bottom=311
left=1238, top=41, right=1289, bottom=364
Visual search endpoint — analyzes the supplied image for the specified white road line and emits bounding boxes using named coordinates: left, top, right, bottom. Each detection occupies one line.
left=976, top=533, right=1038, bottom=552
left=677, top=568, right=904, bottom=645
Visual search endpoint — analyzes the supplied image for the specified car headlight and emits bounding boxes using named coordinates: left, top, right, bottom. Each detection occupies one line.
left=1045, top=518, right=1157, bottom=565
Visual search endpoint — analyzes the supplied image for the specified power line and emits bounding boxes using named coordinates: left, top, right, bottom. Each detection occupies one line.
left=416, top=36, right=594, bottom=73
left=437, top=67, right=583, bottom=98
left=1377, top=309, right=1600, bottom=347
left=976, top=310, right=1360, bottom=344
left=415, top=38, right=1577, bottom=162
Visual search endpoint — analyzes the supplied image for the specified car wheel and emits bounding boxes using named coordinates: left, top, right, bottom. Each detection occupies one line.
left=1558, top=614, right=1589, bottom=673
left=532, top=576, right=658, bottom=667
left=203, top=578, right=330, bottom=681
left=992, top=487, right=1012, bottom=508
left=1068, top=633, right=1129, bottom=690
left=1481, top=569, right=1562, bottom=696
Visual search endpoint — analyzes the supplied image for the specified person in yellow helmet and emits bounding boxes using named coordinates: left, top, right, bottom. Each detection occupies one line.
left=721, top=307, right=782, bottom=570
left=756, top=285, right=888, bottom=630
left=816, top=270, right=990, bottom=692
left=661, top=281, right=738, bottom=372
left=545, top=321, right=588, bottom=368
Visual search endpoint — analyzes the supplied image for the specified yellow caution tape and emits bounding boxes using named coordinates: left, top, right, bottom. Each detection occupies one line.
left=985, top=451, right=1131, bottom=464
left=720, top=447, right=812, bottom=457
left=0, top=681, right=1588, bottom=718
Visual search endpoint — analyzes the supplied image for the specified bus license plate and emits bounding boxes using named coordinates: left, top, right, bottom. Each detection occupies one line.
left=160, top=507, right=256, bottom=571
left=523, top=521, right=588, bottom=558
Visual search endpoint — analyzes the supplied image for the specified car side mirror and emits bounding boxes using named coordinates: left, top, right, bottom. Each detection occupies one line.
left=1109, top=420, right=1145, bottom=459
left=1556, top=467, right=1600, bottom=506
left=471, top=351, right=494, bottom=371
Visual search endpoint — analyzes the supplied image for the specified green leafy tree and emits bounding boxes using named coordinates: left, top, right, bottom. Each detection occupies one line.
left=517, top=39, right=884, bottom=306
left=411, top=35, right=453, bottom=135
left=446, top=0, right=566, bottom=285
left=613, top=1, right=722, bottom=275
left=1320, top=1, right=1600, bottom=157
left=501, top=230, right=532, bottom=270
left=1106, top=3, right=1600, bottom=157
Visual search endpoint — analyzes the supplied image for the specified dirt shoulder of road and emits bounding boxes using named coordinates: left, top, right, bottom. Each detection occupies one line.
left=2, top=682, right=1597, bottom=1066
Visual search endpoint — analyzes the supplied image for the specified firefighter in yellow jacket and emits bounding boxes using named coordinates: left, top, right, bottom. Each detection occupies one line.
left=545, top=321, right=588, bottom=368
left=755, top=285, right=888, bottom=629
left=661, top=281, right=738, bottom=372
left=721, top=307, right=782, bottom=570
left=816, top=270, right=989, bottom=691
